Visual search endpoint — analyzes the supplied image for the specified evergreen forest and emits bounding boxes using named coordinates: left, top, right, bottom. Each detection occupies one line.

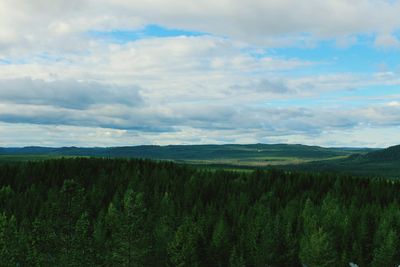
left=0, top=158, right=400, bottom=266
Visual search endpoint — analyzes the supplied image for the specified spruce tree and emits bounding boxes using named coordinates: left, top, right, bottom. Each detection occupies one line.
left=299, top=227, right=337, bottom=267
left=168, top=218, right=201, bottom=267
left=0, top=214, right=19, bottom=266
left=371, top=229, right=398, bottom=267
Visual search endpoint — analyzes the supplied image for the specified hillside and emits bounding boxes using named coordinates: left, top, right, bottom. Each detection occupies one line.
left=0, top=143, right=370, bottom=162
left=287, top=145, right=400, bottom=178
left=2, top=144, right=396, bottom=176
left=361, top=144, right=400, bottom=161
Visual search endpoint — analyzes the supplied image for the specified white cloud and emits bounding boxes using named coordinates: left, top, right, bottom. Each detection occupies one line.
left=0, top=35, right=314, bottom=102
left=387, top=101, right=400, bottom=107
left=0, top=33, right=399, bottom=145
left=1, top=0, right=400, bottom=56
left=1, top=1, right=400, bottom=146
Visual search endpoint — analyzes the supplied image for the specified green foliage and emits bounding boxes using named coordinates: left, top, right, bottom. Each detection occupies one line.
left=229, top=246, right=245, bottom=267
left=168, top=218, right=201, bottom=267
left=0, top=157, right=399, bottom=266
left=300, top=227, right=337, bottom=267
left=71, top=212, right=93, bottom=266
left=0, top=213, right=20, bottom=266
left=371, top=229, right=398, bottom=267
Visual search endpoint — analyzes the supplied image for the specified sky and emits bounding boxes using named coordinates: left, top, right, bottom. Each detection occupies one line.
left=1, top=0, right=400, bottom=148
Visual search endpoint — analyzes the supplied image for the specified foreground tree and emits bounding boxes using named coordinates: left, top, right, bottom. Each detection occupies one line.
left=300, top=227, right=337, bottom=267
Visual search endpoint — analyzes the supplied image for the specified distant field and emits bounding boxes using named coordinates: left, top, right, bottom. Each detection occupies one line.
left=176, top=155, right=349, bottom=169
left=0, top=144, right=372, bottom=161
left=2, top=144, right=397, bottom=178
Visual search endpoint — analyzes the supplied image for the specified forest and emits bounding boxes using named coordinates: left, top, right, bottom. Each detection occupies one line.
left=0, top=157, right=400, bottom=266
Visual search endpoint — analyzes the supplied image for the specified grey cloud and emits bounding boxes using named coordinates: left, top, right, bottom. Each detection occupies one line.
left=0, top=99, right=400, bottom=142
left=256, top=80, right=292, bottom=94
left=0, top=103, right=176, bottom=132
left=0, top=78, right=143, bottom=109
left=231, top=79, right=294, bottom=94
left=124, top=103, right=400, bottom=135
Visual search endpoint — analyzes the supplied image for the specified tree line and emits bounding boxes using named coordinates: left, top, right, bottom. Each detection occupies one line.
left=0, top=158, right=399, bottom=266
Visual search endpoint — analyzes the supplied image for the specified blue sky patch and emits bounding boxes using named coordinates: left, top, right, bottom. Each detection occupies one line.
left=88, top=24, right=207, bottom=43
left=270, top=35, right=400, bottom=75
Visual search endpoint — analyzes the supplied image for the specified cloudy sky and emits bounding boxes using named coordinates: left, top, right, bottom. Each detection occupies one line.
left=1, top=0, right=400, bottom=147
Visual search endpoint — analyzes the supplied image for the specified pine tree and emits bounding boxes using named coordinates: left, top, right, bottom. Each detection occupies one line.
left=371, top=229, right=398, bottom=267
left=59, top=179, right=86, bottom=266
left=93, top=209, right=107, bottom=265
left=210, top=217, right=229, bottom=266
left=0, top=213, right=19, bottom=266
left=31, top=217, right=58, bottom=266
left=153, top=193, right=175, bottom=265
left=229, top=246, right=245, bottom=267
left=105, top=190, right=150, bottom=266
left=299, top=227, right=337, bottom=267
left=104, top=202, right=123, bottom=266
left=168, top=218, right=201, bottom=267
left=123, top=190, right=150, bottom=266
left=71, top=212, right=94, bottom=266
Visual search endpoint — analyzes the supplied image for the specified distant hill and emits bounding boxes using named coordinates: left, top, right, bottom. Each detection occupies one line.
left=361, top=144, right=400, bottom=161
left=3, top=144, right=394, bottom=176
left=286, top=145, right=400, bottom=178
left=0, top=144, right=371, bottom=164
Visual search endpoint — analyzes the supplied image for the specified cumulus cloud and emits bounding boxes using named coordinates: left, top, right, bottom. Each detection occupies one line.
left=0, top=32, right=399, bottom=145
left=1, top=0, right=400, bottom=56
left=0, top=102, right=399, bottom=147
left=0, top=35, right=315, bottom=103
left=1, top=0, right=400, bottom=146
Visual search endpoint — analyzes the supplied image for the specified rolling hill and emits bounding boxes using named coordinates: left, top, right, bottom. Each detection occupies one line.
left=0, top=144, right=372, bottom=166
left=2, top=144, right=397, bottom=177
left=287, top=144, right=400, bottom=178
left=361, top=144, right=400, bottom=161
